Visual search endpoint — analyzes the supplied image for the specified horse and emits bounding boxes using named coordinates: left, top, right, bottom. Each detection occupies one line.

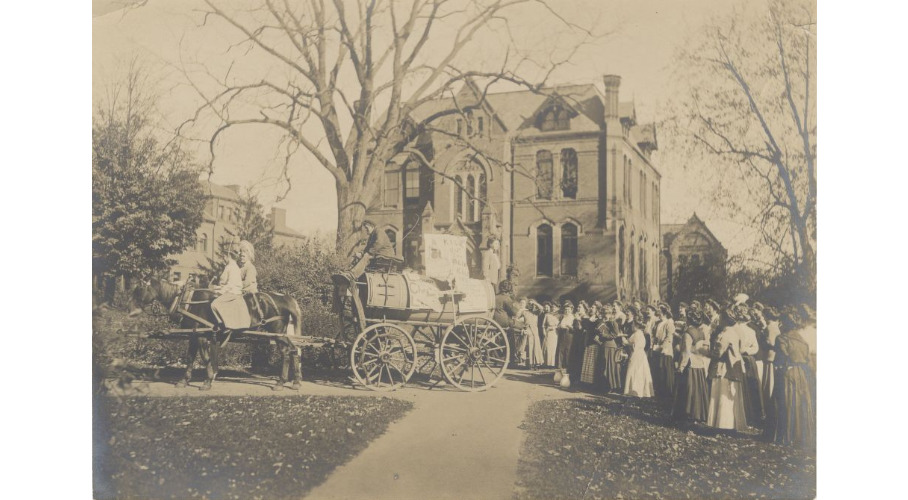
left=128, top=277, right=304, bottom=391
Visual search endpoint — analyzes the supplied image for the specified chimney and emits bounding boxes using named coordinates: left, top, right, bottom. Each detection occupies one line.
left=602, top=75, right=621, bottom=121
left=271, top=207, right=287, bottom=230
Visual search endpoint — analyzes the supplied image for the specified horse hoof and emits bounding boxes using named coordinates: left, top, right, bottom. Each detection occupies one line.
left=273, top=384, right=285, bottom=392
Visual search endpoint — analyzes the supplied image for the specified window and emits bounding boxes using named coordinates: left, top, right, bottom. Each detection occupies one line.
left=561, top=223, right=578, bottom=277
left=639, top=246, right=645, bottom=289
left=218, top=205, right=225, bottom=220
left=536, top=224, right=553, bottom=276
left=198, top=233, right=208, bottom=253
left=466, top=174, right=476, bottom=222
left=172, top=271, right=181, bottom=283
left=456, top=118, right=463, bottom=136
left=536, top=150, right=553, bottom=200
left=476, top=173, right=486, bottom=222
left=640, top=171, right=646, bottom=217
left=477, top=117, right=484, bottom=135
left=383, top=170, right=400, bottom=208
left=691, top=254, right=701, bottom=266
left=618, top=226, right=625, bottom=279
left=404, top=164, right=419, bottom=201
left=539, top=106, right=570, bottom=131
left=561, top=148, right=578, bottom=199
left=385, top=229, right=397, bottom=256
left=629, top=243, right=636, bottom=286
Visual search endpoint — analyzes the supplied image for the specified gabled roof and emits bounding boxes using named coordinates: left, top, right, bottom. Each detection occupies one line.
left=619, top=101, right=636, bottom=125
left=662, top=213, right=725, bottom=251
left=633, top=123, right=658, bottom=149
left=203, top=182, right=241, bottom=201
left=409, top=82, right=605, bottom=134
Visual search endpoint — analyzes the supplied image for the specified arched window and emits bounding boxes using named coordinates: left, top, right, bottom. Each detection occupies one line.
left=466, top=174, right=476, bottom=222
left=385, top=229, right=398, bottom=256
left=561, top=148, right=578, bottom=199
left=629, top=243, right=636, bottom=287
left=561, top=223, right=578, bottom=277
left=476, top=173, right=487, bottom=222
left=404, top=162, right=420, bottom=202
left=536, top=150, right=553, bottom=200
left=618, top=226, right=625, bottom=279
left=639, top=246, right=646, bottom=290
left=198, top=233, right=208, bottom=253
left=384, top=168, right=400, bottom=208
left=536, top=224, right=553, bottom=277
left=539, top=106, right=570, bottom=131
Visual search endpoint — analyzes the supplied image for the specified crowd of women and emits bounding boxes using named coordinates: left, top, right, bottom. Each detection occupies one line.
left=495, top=282, right=816, bottom=449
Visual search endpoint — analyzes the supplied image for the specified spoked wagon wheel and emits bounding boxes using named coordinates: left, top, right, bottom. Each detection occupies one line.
left=350, top=323, right=417, bottom=392
left=439, top=317, right=510, bottom=392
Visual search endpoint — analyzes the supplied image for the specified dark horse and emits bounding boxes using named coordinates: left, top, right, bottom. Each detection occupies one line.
left=129, top=278, right=304, bottom=391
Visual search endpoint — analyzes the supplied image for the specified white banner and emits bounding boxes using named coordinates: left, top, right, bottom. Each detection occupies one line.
left=423, top=234, right=470, bottom=281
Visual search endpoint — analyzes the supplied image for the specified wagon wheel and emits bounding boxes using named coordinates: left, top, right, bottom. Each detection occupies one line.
left=350, top=323, right=417, bottom=392
left=439, top=317, right=510, bottom=392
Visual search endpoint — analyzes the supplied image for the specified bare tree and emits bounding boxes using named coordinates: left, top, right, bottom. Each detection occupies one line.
left=178, top=0, right=598, bottom=254
left=671, top=0, right=816, bottom=296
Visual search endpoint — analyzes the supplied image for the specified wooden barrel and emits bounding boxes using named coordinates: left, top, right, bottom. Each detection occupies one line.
left=360, top=272, right=494, bottom=324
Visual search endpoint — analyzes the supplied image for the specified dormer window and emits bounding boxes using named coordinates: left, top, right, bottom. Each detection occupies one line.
left=538, top=106, right=570, bottom=132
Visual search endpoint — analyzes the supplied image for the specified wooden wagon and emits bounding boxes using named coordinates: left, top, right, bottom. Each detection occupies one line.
left=332, top=267, right=510, bottom=392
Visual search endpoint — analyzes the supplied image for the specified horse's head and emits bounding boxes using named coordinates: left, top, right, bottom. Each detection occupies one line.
left=127, top=279, right=157, bottom=317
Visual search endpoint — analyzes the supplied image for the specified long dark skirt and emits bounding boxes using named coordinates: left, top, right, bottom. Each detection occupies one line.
left=765, top=364, right=815, bottom=449
left=658, top=354, right=675, bottom=399
left=761, top=360, right=775, bottom=409
left=672, top=366, right=708, bottom=423
left=556, top=331, right=574, bottom=370
left=568, top=334, right=586, bottom=382
left=742, top=354, right=765, bottom=427
left=648, top=351, right=661, bottom=394
left=602, top=345, right=624, bottom=392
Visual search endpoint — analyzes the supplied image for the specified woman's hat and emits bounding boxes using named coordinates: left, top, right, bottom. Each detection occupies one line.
left=764, top=306, right=780, bottom=320
left=705, top=299, right=720, bottom=311
left=689, top=300, right=702, bottom=311
left=562, top=300, right=575, bottom=309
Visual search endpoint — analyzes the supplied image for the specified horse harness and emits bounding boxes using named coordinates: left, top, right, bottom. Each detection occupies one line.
left=169, top=284, right=286, bottom=331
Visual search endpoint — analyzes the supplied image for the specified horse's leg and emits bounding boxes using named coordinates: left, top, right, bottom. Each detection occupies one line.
left=274, top=341, right=288, bottom=391
left=199, top=336, right=215, bottom=391
left=291, top=347, right=302, bottom=390
left=176, top=337, right=198, bottom=388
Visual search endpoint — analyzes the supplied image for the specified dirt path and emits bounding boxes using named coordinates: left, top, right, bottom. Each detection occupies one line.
left=136, top=370, right=590, bottom=500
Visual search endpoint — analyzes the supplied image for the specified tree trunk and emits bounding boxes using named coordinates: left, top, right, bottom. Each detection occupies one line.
left=335, top=181, right=367, bottom=259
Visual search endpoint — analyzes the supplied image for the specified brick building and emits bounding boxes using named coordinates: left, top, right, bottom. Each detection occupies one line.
left=169, top=182, right=306, bottom=284
left=660, top=213, right=728, bottom=307
left=364, top=75, right=662, bottom=302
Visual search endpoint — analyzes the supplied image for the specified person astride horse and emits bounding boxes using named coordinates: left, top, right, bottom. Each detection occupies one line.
left=211, top=242, right=251, bottom=333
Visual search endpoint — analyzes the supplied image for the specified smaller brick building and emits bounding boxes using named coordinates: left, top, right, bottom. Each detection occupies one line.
left=169, top=182, right=306, bottom=284
left=660, top=213, right=727, bottom=307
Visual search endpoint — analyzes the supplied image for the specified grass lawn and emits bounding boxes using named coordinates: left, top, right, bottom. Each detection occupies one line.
left=94, top=395, right=412, bottom=500
left=515, top=396, right=815, bottom=500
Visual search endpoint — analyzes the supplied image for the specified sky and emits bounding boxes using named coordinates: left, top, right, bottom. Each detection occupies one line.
left=92, top=0, right=762, bottom=254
